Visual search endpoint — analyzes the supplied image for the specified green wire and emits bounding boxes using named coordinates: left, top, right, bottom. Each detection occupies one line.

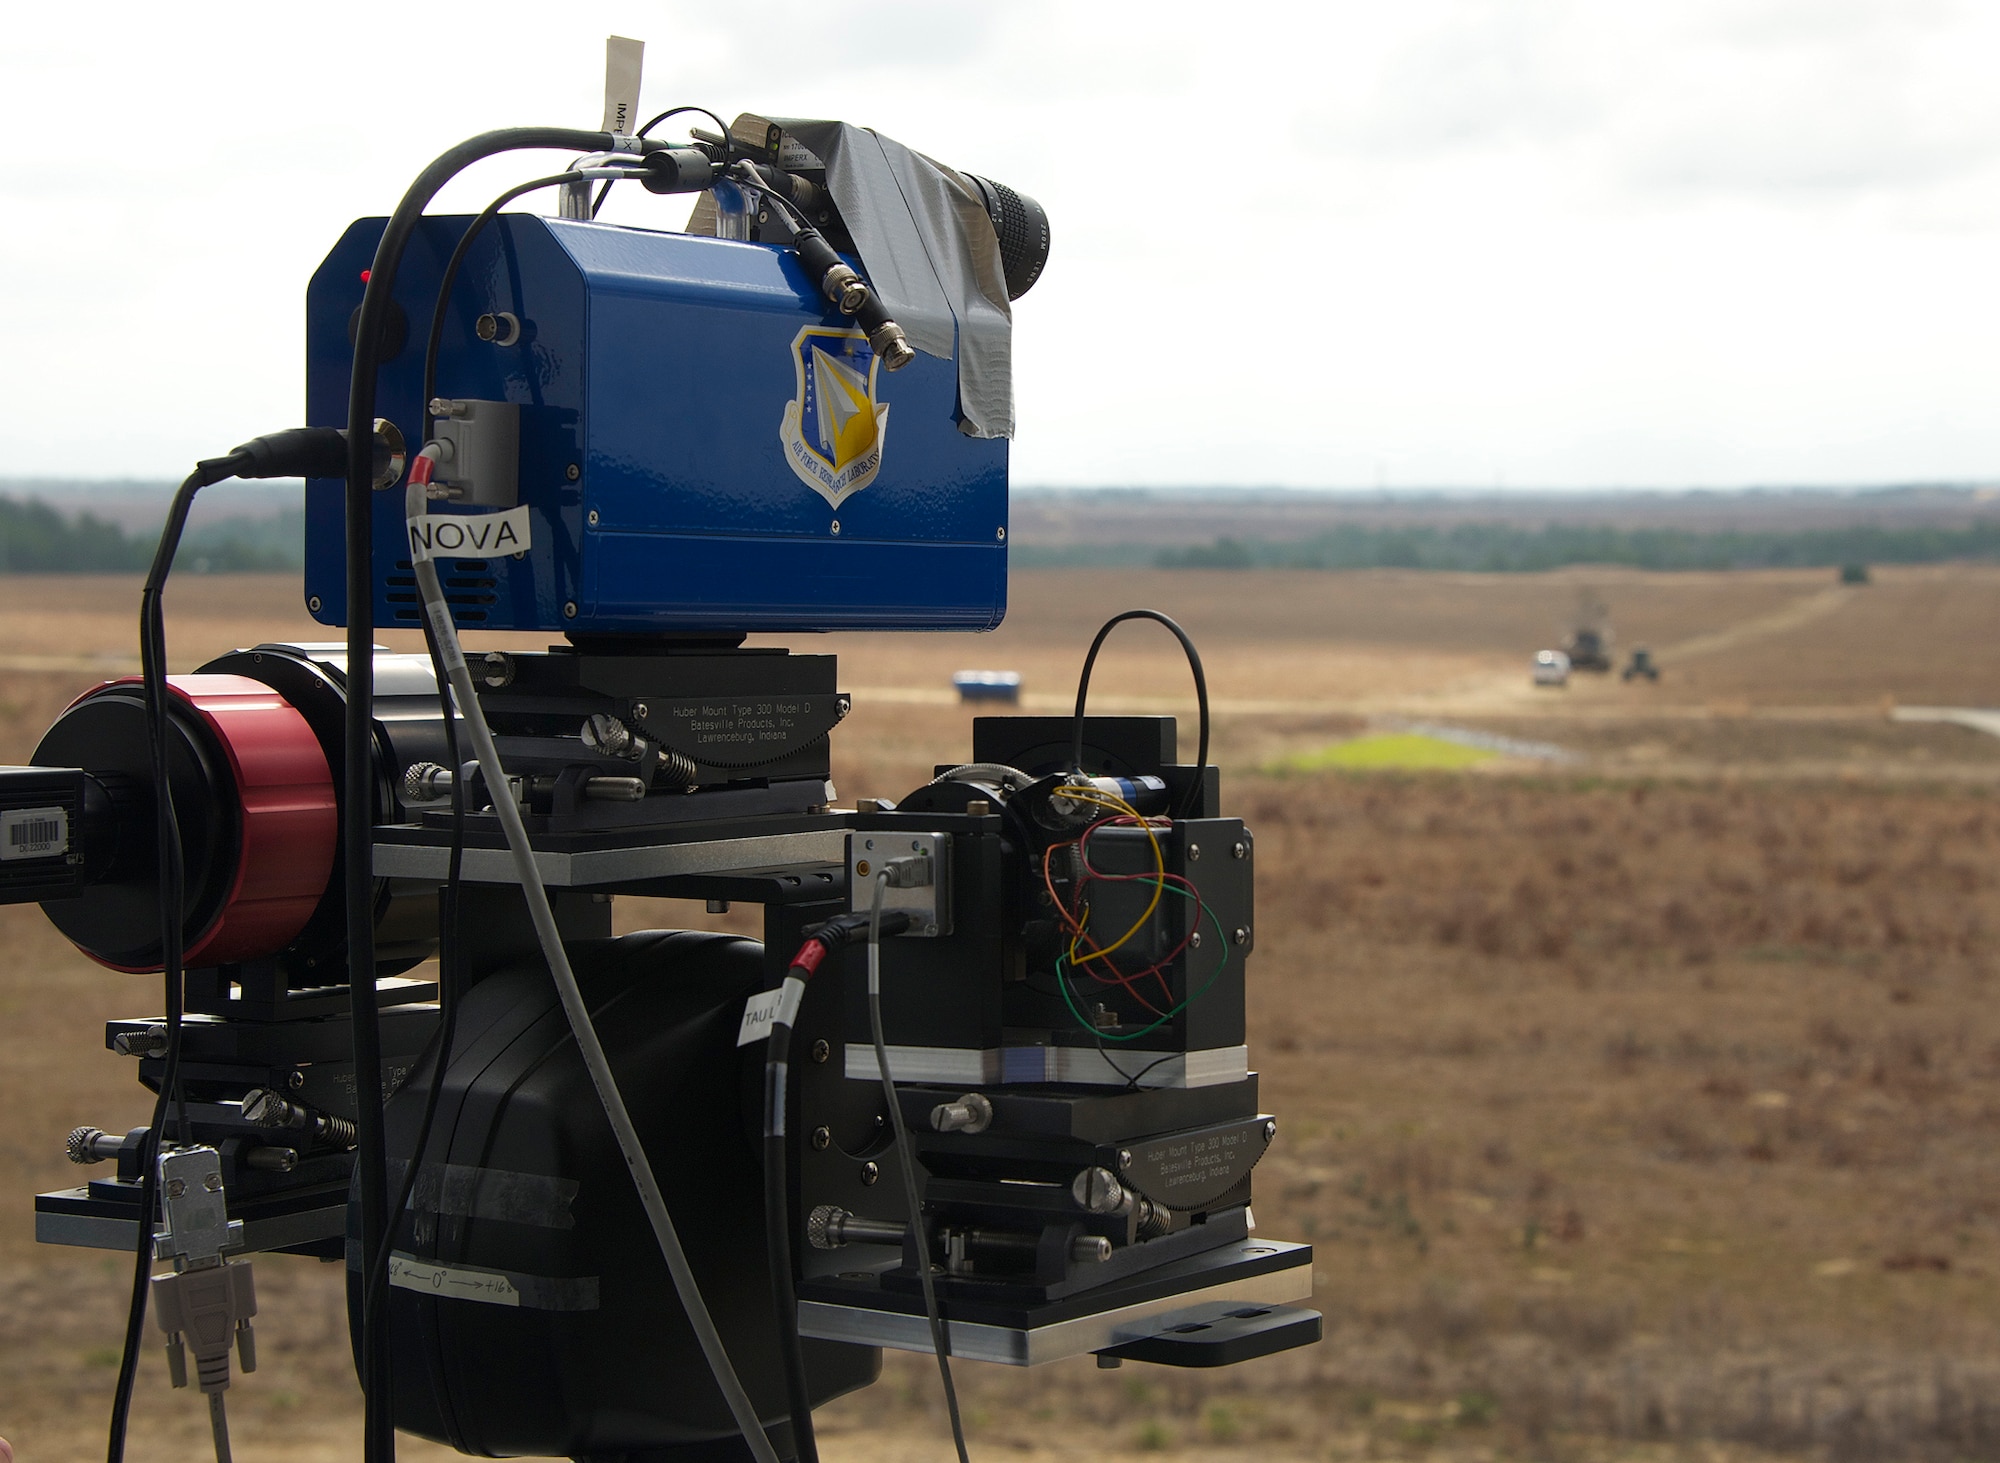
left=1056, top=880, right=1232, bottom=1043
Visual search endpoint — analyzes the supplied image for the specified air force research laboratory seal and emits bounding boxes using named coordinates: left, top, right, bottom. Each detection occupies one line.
left=779, top=325, right=890, bottom=510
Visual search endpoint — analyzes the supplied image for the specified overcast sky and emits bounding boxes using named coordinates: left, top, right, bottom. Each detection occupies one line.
left=1, top=0, right=1995, bottom=489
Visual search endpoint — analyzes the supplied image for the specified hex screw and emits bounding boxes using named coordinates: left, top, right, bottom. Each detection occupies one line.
left=587, top=510, right=600, bottom=526
left=563, top=601, right=578, bottom=619
left=565, top=463, right=581, bottom=482
left=308, top=596, right=323, bottom=613
left=812, top=1126, right=832, bottom=1151
left=811, top=1040, right=832, bottom=1064
left=166, top=1178, right=186, bottom=1199
left=1117, top=1149, right=1133, bottom=1167
left=1264, top=1120, right=1278, bottom=1141
left=860, top=1161, right=881, bottom=1186
left=289, top=1071, right=307, bottom=1091
left=1189, top=931, right=1203, bottom=949
left=830, top=520, right=841, bottom=536
left=632, top=703, right=648, bottom=720
left=1232, top=841, right=1248, bottom=859
left=996, top=526, right=1006, bottom=541
left=1233, top=927, right=1250, bottom=945
left=1188, top=844, right=1201, bottom=861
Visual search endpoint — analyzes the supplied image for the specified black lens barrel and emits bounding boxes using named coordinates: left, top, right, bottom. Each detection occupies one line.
left=967, top=175, right=1050, bottom=300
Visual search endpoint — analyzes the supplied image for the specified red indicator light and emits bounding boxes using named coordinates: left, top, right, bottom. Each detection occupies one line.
left=359, top=269, right=371, bottom=283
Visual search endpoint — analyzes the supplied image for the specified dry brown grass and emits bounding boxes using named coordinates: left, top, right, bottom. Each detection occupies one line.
left=7, top=565, right=2000, bottom=1460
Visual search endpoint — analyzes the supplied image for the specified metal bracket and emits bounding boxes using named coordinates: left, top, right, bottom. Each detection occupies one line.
left=1095, top=1301, right=1321, bottom=1368
left=850, top=830, right=951, bottom=936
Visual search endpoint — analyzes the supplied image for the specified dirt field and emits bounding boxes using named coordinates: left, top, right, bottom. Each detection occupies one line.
left=4, top=565, right=2000, bottom=1461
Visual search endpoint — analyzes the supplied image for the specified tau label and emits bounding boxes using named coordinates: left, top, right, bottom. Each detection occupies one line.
left=737, top=979, right=806, bottom=1046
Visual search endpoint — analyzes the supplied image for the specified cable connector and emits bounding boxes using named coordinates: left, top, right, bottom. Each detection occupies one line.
left=640, top=147, right=721, bottom=194
left=879, top=850, right=934, bottom=888
left=801, top=909, right=913, bottom=954
left=212, top=419, right=407, bottom=489
left=150, top=1146, right=256, bottom=1461
left=153, top=1262, right=257, bottom=1392
left=791, top=227, right=871, bottom=316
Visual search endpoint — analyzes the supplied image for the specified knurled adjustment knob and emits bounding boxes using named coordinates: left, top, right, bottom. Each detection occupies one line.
left=807, top=1204, right=847, bottom=1251
left=67, top=1125, right=117, bottom=1164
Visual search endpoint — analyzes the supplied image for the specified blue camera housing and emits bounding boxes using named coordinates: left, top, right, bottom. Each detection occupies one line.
left=304, top=215, right=1009, bottom=634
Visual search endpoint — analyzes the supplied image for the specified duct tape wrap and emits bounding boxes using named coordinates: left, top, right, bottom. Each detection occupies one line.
left=698, top=117, right=1016, bottom=439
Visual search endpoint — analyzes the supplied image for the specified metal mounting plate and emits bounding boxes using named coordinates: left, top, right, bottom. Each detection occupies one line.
left=849, top=830, right=951, bottom=936
left=373, top=827, right=846, bottom=889
left=796, top=1238, right=1312, bottom=1366
left=37, top=1182, right=346, bottom=1257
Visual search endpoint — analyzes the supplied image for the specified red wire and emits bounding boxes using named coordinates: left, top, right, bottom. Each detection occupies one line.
left=1042, top=828, right=1206, bottom=1013
left=1042, top=842, right=1168, bottom=1011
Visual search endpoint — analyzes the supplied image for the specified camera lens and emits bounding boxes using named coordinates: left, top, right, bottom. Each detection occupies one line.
left=967, top=175, right=1050, bottom=300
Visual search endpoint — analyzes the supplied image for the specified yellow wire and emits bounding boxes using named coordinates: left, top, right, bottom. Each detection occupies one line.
left=1056, top=786, right=1167, bottom=966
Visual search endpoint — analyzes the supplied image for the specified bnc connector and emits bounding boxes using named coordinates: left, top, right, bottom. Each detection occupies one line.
left=867, top=320, right=916, bottom=371
left=820, top=264, right=870, bottom=315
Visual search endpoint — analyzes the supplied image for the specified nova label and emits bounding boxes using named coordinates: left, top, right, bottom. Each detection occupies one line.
left=408, top=504, right=534, bottom=562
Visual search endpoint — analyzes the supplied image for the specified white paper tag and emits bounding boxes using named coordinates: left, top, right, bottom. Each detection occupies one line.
left=737, top=978, right=806, bottom=1046
left=602, top=36, right=645, bottom=136
left=388, top=1254, right=519, bottom=1307
left=0, top=806, right=68, bottom=860
left=408, top=504, right=533, bottom=563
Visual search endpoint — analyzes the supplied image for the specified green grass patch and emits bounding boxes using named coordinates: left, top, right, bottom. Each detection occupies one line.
left=1270, top=732, right=1500, bottom=773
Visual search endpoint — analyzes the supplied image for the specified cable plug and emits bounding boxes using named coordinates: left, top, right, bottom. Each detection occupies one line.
left=213, top=419, right=408, bottom=488
left=640, top=147, right=721, bottom=195
left=152, top=1260, right=257, bottom=1393
left=878, top=850, right=934, bottom=888
left=800, top=908, right=914, bottom=955
left=791, top=227, right=871, bottom=315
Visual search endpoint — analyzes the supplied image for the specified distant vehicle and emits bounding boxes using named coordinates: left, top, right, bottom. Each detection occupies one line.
left=1533, top=649, right=1571, bottom=687
left=1622, top=647, right=1660, bottom=682
left=1840, top=563, right=1871, bottom=585
left=952, top=670, right=1022, bottom=703
left=1562, top=588, right=1615, bottom=672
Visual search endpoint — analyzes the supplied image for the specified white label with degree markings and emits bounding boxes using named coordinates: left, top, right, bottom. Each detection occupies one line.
left=389, top=1254, right=520, bottom=1306
left=0, top=806, right=68, bottom=860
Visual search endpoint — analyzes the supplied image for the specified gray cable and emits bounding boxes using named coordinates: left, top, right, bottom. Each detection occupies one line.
left=207, top=1392, right=232, bottom=1463
left=407, top=482, right=781, bottom=1463
left=867, top=873, right=972, bottom=1463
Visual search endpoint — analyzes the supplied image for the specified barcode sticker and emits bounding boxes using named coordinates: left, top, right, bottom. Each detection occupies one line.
left=0, top=806, right=68, bottom=860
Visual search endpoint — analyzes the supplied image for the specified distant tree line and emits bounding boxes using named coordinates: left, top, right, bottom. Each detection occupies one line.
left=0, top=498, right=301, bottom=573
left=1137, top=521, right=2000, bottom=573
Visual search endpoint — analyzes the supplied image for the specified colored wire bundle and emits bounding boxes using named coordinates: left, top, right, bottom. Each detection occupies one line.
left=1037, top=787, right=1230, bottom=1049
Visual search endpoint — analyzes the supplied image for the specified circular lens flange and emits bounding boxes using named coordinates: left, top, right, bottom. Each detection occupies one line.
left=967, top=175, right=1050, bottom=300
